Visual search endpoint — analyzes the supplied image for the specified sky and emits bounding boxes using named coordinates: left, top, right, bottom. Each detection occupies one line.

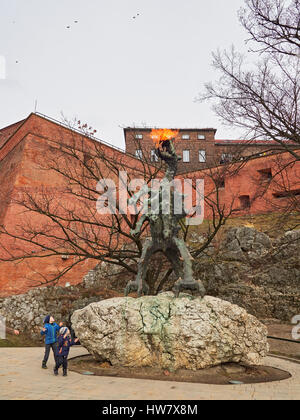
left=0, top=0, right=248, bottom=149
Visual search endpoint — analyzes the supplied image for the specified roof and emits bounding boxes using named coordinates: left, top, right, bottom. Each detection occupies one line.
left=124, top=127, right=217, bottom=133
left=0, top=112, right=127, bottom=155
left=0, top=119, right=27, bottom=148
left=0, top=112, right=158, bottom=169
left=215, top=139, right=297, bottom=146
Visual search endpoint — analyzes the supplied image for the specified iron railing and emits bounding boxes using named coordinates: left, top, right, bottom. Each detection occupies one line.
left=34, top=111, right=126, bottom=154
left=267, top=335, right=300, bottom=344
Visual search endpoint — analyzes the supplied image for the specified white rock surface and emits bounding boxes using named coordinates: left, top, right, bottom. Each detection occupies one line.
left=71, top=292, right=269, bottom=370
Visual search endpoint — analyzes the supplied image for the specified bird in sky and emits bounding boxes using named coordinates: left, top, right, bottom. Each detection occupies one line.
left=132, top=12, right=140, bottom=19
left=66, top=21, right=78, bottom=29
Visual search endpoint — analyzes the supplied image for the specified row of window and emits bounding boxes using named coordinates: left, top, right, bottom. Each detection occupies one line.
left=182, top=150, right=206, bottom=163
left=135, top=133, right=206, bottom=140
left=135, top=149, right=206, bottom=163
left=220, top=153, right=233, bottom=164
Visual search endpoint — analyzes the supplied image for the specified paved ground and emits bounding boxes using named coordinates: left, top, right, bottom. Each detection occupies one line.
left=0, top=346, right=299, bottom=400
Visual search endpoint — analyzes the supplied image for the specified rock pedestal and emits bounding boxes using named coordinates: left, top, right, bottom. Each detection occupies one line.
left=71, top=292, right=269, bottom=371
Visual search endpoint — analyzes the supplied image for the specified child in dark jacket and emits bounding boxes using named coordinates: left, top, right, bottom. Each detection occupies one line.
left=41, top=315, right=63, bottom=369
left=54, top=327, right=79, bottom=376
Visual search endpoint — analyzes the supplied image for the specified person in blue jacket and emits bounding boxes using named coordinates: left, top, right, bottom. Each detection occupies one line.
left=54, top=327, right=79, bottom=376
left=41, top=315, right=63, bottom=369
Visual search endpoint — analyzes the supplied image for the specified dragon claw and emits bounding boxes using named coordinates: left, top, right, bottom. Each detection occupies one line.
left=125, top=280, right=150, bottom=297
left=124, top=281, right=139, bottom=296
left=172, top=279, right=206, bottom=298
left=138, top=282, right=150, bottom=297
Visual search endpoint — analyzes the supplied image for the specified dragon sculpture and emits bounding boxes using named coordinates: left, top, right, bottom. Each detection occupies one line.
left=125, top=136, right=206, bottom=298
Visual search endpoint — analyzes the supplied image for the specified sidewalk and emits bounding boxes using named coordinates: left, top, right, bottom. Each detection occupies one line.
left=0, top=347, right=299, bottom=400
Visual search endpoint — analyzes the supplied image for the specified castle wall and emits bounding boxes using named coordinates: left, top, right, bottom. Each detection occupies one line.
left=0, top=114, right=299, bottom=296
left=183, top=152, right=300, bottom=219
left=0, top=114, right=154, bottom=296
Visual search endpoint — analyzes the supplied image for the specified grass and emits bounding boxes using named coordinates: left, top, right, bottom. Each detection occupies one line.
left=186, top=212, right=300, bottom=246
left=0, top=332, right=42, bottom=348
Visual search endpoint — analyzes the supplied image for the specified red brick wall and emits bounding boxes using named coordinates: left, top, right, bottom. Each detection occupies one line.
left=0, top=140, right=25, bottom=226
left=0, top=119, right=26, bottom=149
left=0, top=258, right=97, bottom=297
left=0, top=114, right=299, bottom=296
left=182, top=152, right=300, bottom=219
left=0, top=129, right=99, bottom=296
left=124, top=128, right=217, bottom=172
left=124, top=127, right=289, bottom=174
left=0, top=115, right=157, bottom=296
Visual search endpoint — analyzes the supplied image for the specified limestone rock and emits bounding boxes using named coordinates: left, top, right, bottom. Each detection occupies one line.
left=1, top=226, right=298, bottom=339
left=197, top=227, right=300, bottom=321
left=220, top=227, right=271, bottom=261
left=71, top=292, right=269, bottom=370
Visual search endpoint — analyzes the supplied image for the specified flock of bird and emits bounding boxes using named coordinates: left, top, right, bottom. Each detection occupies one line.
left=132, top=12, right=140, bottom=19
left=66, top=20, right=79, bottom=29
left=12, top=12, right=141, bottom=64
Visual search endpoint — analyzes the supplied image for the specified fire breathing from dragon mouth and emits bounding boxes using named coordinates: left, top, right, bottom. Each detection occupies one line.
left=150, top=129, right=179, bottom=148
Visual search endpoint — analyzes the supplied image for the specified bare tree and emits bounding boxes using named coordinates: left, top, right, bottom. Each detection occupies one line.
left=198, top=0, right=300, bottom=161
left=0, top=122, right=161, bottom=287
left=249, top=152, right=300, bottom=226
left=0, top=120, right=245, bottom=293
left=240, top=0, right=300, bottom=57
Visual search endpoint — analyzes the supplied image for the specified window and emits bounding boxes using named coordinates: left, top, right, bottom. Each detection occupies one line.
left=239, top=195, right=250, bottom=209
left=182, top=134, right=190, bottom=140
left=135, top=149, right=142, bottom=159
left=258, top=168, right=272, bottom=181
left=84, top=153, right=92, bottom=165
left=182, top=150, right=190, bottom=162
left=215, top=177, right=225, bottom=189
left=151, top=149, right=158, bottom=162
left=273, top=189, right=300, bottom=198
left=220, top=153, right=233, bottom=164
left=197, top=134, right=206, bottom=140
left=199, top=150, right=206, bottom=163
left=135, top=134, right=143, bottom=139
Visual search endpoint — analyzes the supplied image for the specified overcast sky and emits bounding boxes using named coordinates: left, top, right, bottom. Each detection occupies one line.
left=0, top=0, right=248, bottom=149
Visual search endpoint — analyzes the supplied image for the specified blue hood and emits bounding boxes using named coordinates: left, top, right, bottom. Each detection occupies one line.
left=41, top=321, right=60, bottom=344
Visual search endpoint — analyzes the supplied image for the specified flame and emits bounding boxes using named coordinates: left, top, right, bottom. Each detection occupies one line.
left=150, top=129, right=179, bottom=148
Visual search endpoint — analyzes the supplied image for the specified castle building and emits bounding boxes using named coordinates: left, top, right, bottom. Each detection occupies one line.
left=124, top=127, right=294, bottom=173
left=0, top=113, right=299, bottom=296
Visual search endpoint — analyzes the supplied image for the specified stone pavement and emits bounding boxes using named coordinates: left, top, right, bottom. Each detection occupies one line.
left=0, top=346, right=299, bottom=400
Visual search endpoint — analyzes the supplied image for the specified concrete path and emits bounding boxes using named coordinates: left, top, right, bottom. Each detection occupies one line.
left=0, top=347, right=299, bottom=400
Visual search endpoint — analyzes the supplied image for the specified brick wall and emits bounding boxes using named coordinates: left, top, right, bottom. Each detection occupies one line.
left=0, top=115, right=299, bottom=296
left=0, top=114, right=149, bottom=296
left=123, top=127, right=290, bottom=174
left=181, top=151, right=300, bottom=219
left=124, top=127, right=218, bottom=173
